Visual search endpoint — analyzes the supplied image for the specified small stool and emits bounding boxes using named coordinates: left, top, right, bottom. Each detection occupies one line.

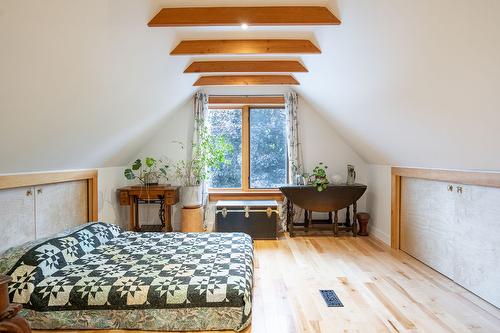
left=356, top=212, right=370, bottom=236
left=181, top=207, right=204, bottom=232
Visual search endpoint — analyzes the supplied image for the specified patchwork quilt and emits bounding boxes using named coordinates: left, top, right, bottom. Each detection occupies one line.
left=0, top=223, right=254, bottom=331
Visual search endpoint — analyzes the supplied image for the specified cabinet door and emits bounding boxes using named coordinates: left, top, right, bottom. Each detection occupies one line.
left=453, top=184, right=500, bottom=308
left=35, top=180, right=88, bottom=238
left=0, top=186, right=35, bottom=253
left=400, top=178, right=457, bottom=277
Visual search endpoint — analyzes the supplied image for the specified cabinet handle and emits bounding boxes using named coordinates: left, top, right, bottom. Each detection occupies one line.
left=447, top=185, right=454, bottom=192
left=26, top=189, right=32, bottom=196
left=456, top=186, right=463, bottom=194
left=37, top=188, right=43, bottom=194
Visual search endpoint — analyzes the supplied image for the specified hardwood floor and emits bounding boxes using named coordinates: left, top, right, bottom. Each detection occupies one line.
left=35, top=234, right=500, bottom=333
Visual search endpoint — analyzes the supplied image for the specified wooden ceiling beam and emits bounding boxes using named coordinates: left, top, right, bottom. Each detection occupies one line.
left=185, top=60, right=307, bottom=73
left=148, top=6, right=340, bottom=27
left=171, top=39, right=320, bottom=55
left=193, top=75, right=299, bottom=86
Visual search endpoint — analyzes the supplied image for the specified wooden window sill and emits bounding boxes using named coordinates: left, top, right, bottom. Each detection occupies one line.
left=208, top=190, right=284, bottom=202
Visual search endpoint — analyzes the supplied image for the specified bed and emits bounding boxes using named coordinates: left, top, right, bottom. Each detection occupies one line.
left=0, top=222, right=253, bottom=332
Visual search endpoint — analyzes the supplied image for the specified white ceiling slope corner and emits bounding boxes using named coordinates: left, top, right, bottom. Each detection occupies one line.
left=1, top=0, right=500, bottom=174
left=0, top=0, right=195, bottom=174
left=301, top=0, right=500, bottom=171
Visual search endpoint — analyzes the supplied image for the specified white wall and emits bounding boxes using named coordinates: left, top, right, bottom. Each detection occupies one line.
left=366, top=164, right=392, bottom=244
left=0, top=0, right=195, bottom=174
left=302, top=0, right=500, bottom=171
left=97, top=167, right=130, bottom=229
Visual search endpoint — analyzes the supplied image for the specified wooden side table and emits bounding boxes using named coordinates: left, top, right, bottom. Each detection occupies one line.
left=118, top=185, right=180, bottom=232
left=0, top=275, right=31, bottom=333
left=181, top=207, right=205, bottom=232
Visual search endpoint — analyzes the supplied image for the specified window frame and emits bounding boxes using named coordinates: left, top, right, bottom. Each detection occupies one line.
left=207, top=101, right=287, bottom=200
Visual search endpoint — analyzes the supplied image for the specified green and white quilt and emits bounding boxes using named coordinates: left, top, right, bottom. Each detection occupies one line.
left=0, top=223, right=253, bottom=331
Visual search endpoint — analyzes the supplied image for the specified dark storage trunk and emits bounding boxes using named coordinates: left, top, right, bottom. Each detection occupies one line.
left=215, top=200, right=279, bottom=240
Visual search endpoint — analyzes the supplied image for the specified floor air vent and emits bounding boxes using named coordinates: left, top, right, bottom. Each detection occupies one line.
left=319, top=290, right=344, bottom=307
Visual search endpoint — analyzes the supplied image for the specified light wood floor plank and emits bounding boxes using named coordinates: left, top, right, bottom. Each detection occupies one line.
left=34, top=235, right=500, bottom=333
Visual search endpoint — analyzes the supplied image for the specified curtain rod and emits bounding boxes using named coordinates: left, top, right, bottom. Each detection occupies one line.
left=208, top=94, right=284, bottom=97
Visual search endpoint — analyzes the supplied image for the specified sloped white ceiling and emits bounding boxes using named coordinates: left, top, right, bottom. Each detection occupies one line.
left=1, top=0, right=500, bottom=174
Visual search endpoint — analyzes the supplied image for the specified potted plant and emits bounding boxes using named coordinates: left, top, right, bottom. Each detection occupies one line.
left=308, top=162, right=329, bottom=192
left=124, top=157, right=169, bottom=185
left=174, top=124, right=232, bottom=207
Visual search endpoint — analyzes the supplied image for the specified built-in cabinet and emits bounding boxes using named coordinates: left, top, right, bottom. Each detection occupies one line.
left=0, top=187, right=36, bottom=252
left=0, top=180, right=88, bottom=253
left=401, top=177, right=500, bottom=308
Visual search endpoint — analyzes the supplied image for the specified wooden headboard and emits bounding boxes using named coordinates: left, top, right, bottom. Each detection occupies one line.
left=0, top=170, right=98, bottom=253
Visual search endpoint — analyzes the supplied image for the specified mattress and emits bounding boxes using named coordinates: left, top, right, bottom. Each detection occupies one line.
left=0, top=223, right=253, bottom=331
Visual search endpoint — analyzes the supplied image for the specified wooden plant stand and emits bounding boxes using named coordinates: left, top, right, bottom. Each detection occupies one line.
left=181, top=207, right=205, bottom=232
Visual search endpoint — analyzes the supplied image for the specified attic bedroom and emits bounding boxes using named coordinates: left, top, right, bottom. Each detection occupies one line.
left=0, top=1, right=499, bottom=333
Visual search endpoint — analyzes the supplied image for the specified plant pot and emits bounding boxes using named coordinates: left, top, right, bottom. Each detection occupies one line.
left=181, top=185, right=203, bottom=208
left=144, top=172, right=160, bottom=185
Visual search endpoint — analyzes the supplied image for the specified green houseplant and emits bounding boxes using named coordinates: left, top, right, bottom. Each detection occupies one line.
left=124, top=157, right=169, bottom=185
left=308, top=162, right=329, bottom=192
left=174, top=123, right=232, bottom=207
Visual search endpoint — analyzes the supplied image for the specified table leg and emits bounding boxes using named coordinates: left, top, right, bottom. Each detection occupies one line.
left=158, top=198, right=165, bottom=229
left=135, top=198, right=139, bottom=231
left=334, top=210, right=339, bottom=237
left=129, top=197, right=136, bottom=231
left=352, top=202, right=358, bottom=237
left=307, top=210, right=312, bottom=233
left=345, top=205, right=351, bottom=227
left=164, top=204, right=173, bottom=232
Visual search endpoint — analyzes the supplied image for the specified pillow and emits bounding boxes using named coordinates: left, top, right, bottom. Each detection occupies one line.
left=0, top=223, right=92, bottom=275
left=0, top=222, right=123, bottom=304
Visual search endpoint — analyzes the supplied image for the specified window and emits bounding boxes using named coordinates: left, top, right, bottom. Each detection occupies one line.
left=249, top=108, right=288, bottom=188
left=207, top=108, right=242, bottom=188
left=208, top=105, right=288, bottom=190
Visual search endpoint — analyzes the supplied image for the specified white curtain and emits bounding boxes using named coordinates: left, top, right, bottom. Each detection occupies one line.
left=285, top=91, right=303, bottom=183
left=283, top=91, right=304, bottom=226
left=193, top=91, right=209, bottom=229
left=193, top=91, right=208, bottom=147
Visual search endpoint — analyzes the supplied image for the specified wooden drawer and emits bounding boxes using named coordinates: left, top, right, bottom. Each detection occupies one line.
left=164, top=190, right=179, bottom=198
left=164, top=197, right=177, bottom=205
left=119, top=191, right=129, bottom=205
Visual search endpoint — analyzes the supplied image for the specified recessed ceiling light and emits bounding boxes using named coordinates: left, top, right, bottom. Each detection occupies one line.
left=241, top=23, right=249, bottom=30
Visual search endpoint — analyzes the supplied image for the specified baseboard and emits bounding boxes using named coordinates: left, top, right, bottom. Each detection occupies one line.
left=369, top=226, right=391, bottom=245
